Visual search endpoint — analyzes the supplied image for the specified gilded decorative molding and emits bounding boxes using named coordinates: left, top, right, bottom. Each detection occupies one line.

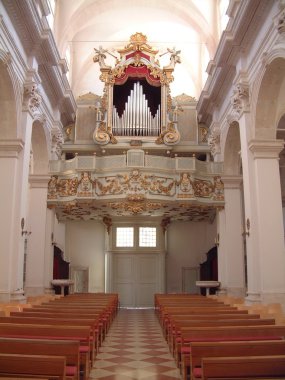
left=200, top=126, right=208, bottom=143
left=78, top=172, right=95, bottom=196
left=118, top=32, right=159, bottom=55
left=48, top=175, right=58, bottom=199
left=57, top=177, right=78, bottom=197
left=213, top=176, right=224, bottom=200
left=92, top=33, right=181, bottom=145
left=156, top=121, right=180, bottom=145
left=176, top=173, right=195, bottom=197
left=93, top=121, right=117, bottom=145
left=47, top=170, right=224, bottom=203
left=109, top=197, right=162, bottom=215
left=64, top=123, right=74, bottom=142
left=96, top=170, right=175, bottom=197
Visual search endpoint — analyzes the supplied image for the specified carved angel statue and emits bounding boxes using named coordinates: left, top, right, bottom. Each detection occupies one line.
left=93, top=46, right=109, bottom=68
left=160, top=46, right=181, bottom=69
left=93, top=46, right=118, bottom=69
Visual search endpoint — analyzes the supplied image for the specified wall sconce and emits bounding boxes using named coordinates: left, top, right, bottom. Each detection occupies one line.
left=21, top=218, right=31, bottom=236
left=242, top=218, right=250, bottom=237
left=214, top=233, right=220, bottom=247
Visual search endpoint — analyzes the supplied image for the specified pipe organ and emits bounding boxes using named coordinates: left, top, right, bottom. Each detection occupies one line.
left=93, top=33, right=181, bottom=145
left=112, top=81, right=161, bottom=137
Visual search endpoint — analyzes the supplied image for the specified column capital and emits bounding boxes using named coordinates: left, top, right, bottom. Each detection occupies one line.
left=29, top=174, right=50, bottom=188
left=221, top=175, right=243, bottom=189
left=0, top=139, right=24, bottom=158
left=249, top=139, right=284, bottom=158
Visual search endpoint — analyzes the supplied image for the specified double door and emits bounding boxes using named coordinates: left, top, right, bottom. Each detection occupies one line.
left=112, top=253, right=162, bottom=307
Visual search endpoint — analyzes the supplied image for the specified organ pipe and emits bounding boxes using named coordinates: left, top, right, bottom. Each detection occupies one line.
left=112, top=82, right=161, bottom=137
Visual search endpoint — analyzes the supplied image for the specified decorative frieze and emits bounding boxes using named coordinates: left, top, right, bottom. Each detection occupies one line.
left=48, top=169, right=224, bottom=204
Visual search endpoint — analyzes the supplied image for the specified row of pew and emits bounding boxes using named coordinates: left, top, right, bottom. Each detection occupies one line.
left=155, top=293, right=285, bottom=380
left=0, top=292, right=119, bottom=380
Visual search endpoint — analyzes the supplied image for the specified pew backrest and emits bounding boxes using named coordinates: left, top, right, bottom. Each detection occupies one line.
left=202, top=355, right=285, bottom=379
left=0, top=353, right=66, bottom=380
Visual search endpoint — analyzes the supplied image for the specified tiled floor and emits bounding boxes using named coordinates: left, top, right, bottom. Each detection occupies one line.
left=90, top=308, right=181, bottom=380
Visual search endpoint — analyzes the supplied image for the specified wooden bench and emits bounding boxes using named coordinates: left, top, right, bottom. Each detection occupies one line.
left=12, top=310, right=105, bottom=349
left=201, top=355, right=285, bottom=379
left=0, top=337, right=80, bottom=380
left=175, top=325, right=285, bottom=369
left=0, top=315, right=99, bottom=360
left=169, top=318, right=276, bottom=355
left=0, top=324, right=91, bottom=380
left=0, top=353, right=66, bottom=380
left=185, top=340, right=285, bottom=380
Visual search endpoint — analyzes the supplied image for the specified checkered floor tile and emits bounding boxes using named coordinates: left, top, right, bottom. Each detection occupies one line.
left=90, top=309, right=181, bottom=379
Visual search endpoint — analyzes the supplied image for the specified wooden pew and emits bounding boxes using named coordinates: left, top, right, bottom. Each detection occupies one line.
left=12, top=310, right=105, bottom=349
left=165, top=313, right=261, bottom=342
left=0, top=337, right=80, bottom=380
left=170, top=318, right=276, bottom=356
left=201, top=355, right=285, bottom=379
left=20, top=307, right=107, bottom=331
left=0, top=324, right=91, bottom=380
left=0, top=315, right=99, bottom=360
left=175, top=325, right=285, bottom=370
left=0, top=353, right=66, bottom=380
left=186, top=340, right=285, bottom=380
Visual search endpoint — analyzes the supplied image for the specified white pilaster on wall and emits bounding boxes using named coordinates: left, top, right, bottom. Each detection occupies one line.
left=249, top=139, right=285, bottom=308
left=0, top=139, right=24, bottom=302
left=239, top=112, right=262, bottom=304
left=216, top=208, right=226, bottom=294
left=10, top=112, right=34, bottom=302
left=25, top=175, right=50, bottom=296
left=222, top=176, right=246, bottom=297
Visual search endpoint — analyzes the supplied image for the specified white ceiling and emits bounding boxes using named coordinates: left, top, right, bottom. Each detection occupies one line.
left=51, top=0, right=229, bottom=100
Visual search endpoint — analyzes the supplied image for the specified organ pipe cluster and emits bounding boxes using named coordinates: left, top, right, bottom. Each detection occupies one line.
left=112, top=82, right=161, bottom=137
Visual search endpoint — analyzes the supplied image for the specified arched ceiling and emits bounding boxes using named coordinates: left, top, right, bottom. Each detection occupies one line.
left=53, top=0, right=228, bottom=100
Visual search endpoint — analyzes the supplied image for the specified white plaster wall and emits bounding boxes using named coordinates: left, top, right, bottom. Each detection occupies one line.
left=166, top=220, right=216, bottom=293
left=65, top=221, right=105, bottom=292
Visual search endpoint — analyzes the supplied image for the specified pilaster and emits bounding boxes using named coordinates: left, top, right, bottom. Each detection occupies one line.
left=222, top=175, right=246, bottom=297
left=249, top=139, right=285, bottom=308
left=25, top=174, right=50, bottom=296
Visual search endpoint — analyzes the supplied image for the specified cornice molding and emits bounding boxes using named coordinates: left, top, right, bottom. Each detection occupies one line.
left=2, top=0, right=76, bottom=122
left=0, top=139, right=24, bottom=157
left=249, top=139, right=284, bottom=158
left=197, top=0, right=274, bottom=126
left=29, top=174, right=50, bottom=188
left=221, top=175, right=243, bottom=189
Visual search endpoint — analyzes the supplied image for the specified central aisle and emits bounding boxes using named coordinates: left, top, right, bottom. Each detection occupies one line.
left=90, top=308, right=181, bottom=380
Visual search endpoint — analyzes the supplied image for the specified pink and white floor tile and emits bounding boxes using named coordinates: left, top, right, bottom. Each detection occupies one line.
left=90, top=309, right=181, bottom=380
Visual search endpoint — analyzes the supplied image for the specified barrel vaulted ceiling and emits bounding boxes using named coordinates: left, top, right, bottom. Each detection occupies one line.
left=52, top=0, right=229, bottom=100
